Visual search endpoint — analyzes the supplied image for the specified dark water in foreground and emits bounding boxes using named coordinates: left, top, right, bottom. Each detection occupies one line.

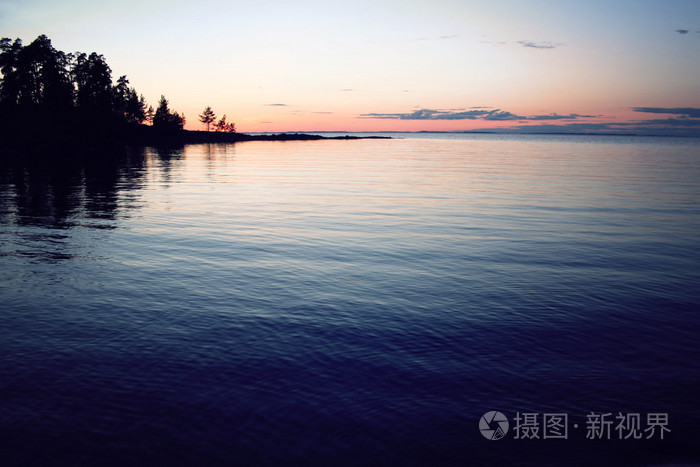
left=1, top=135, right=699, bottom=466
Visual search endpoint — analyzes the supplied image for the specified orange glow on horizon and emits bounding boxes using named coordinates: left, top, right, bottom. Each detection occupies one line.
left=181, top=111, right=631, bottom=134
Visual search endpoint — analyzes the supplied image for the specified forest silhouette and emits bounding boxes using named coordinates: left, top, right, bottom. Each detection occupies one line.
left=0, top=35, right=378, bottom=149
left=0, top=35, right=193, bottom=145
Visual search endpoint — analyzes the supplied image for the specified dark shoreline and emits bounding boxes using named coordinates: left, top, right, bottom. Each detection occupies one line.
left=0, top=128, right=391, bottom=156
left=177, top=130, right=391, bottom=143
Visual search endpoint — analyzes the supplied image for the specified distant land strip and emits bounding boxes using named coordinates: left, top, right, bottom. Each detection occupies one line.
left=0, top=128, right=391, bottom=154
left=179, top=131, right=391, bottom=143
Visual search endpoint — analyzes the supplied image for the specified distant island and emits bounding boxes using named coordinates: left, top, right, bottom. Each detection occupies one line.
left=171, top=132, right=390, bottom=143
left=0, top=35, right=387, bottom=150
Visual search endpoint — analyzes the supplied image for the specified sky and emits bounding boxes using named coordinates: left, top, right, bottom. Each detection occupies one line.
left=1, top=0, right=700, bottom=134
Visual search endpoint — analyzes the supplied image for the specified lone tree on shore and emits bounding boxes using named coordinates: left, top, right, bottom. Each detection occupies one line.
left=198, top=106, right=216, bottom=132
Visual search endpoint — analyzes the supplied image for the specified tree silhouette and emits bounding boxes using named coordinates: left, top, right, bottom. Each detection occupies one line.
left=0, top=37, right=23, bottom=105
left=144, top=105, right=154, bottom=125
left=215, top=114, right=236, bottom=133
left=153, top=95, right=184, bottom=133
left=1, top=34, right=259, bottom=145
left=30, top=35, right=73, bottom=111
left=96, top=72, right=145, bottom=124
left=72, top=52, right=113, bottom=116
left=0, top=35, right=73, bottom=110
left=112, top=75, right=130, bottom=119
left=119, top=86, right=146, bottom=125
left=125, top=92, right=147, bottom=124
left=199, top=106, right=216, bottom=132
left=1, top=35, right=76, bottom=139
left=0, top=35, right=153, bottom=131
left=214, top=114, right=226, bottom=132
left=153, top=95, right=171, bottom=129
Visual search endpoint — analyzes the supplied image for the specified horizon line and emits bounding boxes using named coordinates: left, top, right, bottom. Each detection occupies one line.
left=241, top=129, right=700, bottom=138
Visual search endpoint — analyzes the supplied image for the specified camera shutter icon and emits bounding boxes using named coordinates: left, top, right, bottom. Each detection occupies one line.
left=480, top=411, right=509, bottom=440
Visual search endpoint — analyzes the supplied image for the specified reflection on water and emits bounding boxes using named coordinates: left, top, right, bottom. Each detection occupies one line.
left=1, top=136, right=700, bottom=466
left=1, top=147, right=155, bottom=227
left=0, top=146, right=184, bottom=267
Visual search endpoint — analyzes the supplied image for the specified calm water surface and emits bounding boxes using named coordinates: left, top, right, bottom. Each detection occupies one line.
left=1, top=135, right=700, bottom=466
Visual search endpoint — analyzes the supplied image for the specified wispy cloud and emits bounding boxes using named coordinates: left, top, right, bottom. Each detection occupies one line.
left=265, top=103, right=288, bottom=107
left=339, top=88, right=356, bottom=92
left=484, top=110, right=523, bottom=121
left=676, top=29, right=689, bottom=34
left=632, top=107, right=700, bottom=118
left=634, top=117, right=700, bottom=127
left=528, top=113, right=598, bottom=120
left=415, top=34, right=459, bottom=41
left=503, top=120, right=700, bottom=136
left=517, top=40, right=562, bottom=49
left=505, top=123, right=620, bottom=134
left=359, top=106, right=700, bottom=136
left=359, top=108, right=595, bottom=122
left=479, top=40, right=507, bottom=46
left=484, top=108, right=700, bottom=137
left=360, top=109, right=489, bottom=120
left=625, top=107, right=700, bottom=134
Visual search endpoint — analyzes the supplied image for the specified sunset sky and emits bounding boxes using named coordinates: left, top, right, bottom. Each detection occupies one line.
left=2, top=0, right=699, bottom=134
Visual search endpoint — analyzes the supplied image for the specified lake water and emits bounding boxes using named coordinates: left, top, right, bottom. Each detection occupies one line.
left=1, top=134, right=700, bottom=466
